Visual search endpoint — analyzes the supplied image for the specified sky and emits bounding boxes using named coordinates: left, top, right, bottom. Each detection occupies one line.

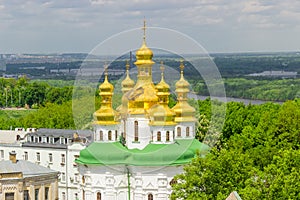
left=0, top=0, right=300, bottom=53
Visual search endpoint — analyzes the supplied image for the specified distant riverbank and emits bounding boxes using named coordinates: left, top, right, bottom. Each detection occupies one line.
left=190, top=94, right=284, bottom=105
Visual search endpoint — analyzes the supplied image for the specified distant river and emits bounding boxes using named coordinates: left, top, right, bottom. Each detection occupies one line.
left=189, top=94, right=283, bottom=105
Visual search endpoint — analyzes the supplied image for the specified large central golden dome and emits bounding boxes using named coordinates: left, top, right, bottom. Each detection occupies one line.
left=134, top=41, right=154, bottom=65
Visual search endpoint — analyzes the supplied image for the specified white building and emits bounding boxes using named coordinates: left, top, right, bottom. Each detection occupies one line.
left=75, top=22, right=209, bottom=200
left=0, top=128, right=92, bottom=200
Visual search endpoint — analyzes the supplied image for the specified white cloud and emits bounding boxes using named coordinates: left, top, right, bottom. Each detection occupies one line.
left=242, top=1, right=273, bottom=14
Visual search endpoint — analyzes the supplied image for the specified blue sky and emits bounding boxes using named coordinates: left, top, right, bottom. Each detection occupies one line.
left=0, top=0, right=300, bottom=53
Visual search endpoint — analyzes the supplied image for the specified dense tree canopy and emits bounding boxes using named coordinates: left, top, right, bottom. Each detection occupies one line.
left=171, top=99, right=300, bottom=199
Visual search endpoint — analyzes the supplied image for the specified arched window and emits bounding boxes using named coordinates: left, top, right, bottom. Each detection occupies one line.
left=186, top=127, right=190, bottom=137
left=97, top=192, right=101, bottom=200
left=99, top=131, right=103, bottom=141
left=148, top=193, right=153, bottom=200
left=157, top=131, right=161, bottom=142
left=166, top=131, right=170, bottom=142
left=108, top=131, right=112, bottom=141
left=177, top=127, right=181, bottom=137
left=134, top=121, right=139, bottom=142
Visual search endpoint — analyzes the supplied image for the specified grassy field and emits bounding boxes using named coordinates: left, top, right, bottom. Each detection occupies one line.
left=0, top=109, right=37, bottom=119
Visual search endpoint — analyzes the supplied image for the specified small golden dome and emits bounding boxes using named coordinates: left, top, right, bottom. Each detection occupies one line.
left=99, top=68, right=114, bottom=94
left=156, top=62, right=170, bottom=91
left=94, top=65, right=119, bottom=125
left=175, top=61, right=190, bottom=89
left=171, top=60, right=196, bottom=122
left=121, top=61, right=135, bottom=93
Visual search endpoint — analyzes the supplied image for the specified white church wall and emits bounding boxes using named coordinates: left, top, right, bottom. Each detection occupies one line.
left=78, top=165, right=183, bottom=200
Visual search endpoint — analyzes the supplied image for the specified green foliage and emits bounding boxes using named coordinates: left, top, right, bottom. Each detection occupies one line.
left=0, top=78, right=74, bottom=108
left=21, top=101, right=75, bottom=129
left=193, top=78, right=300, bottom=102
left=172, top=99, right=300, bottom=199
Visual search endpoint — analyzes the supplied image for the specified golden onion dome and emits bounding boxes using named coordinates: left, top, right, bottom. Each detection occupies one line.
left=99, top=68, right=114, bottom=94
left=148, top=104, right=176, bottom=126
left=121, top=61, right=135, bottom=93
left=94, top=65, right=119, bottom=125
left=155, top=62, right=170, bottom=91
left=171, top=60, right=196, bottom=122
left=134, top=20, right=154, bottom=65
left=171, top=101, right=196, bottom=123
left=136, top=41, right=153, bottom=60
left=135, top=40, right=154, bottom=65
left=175, top=61, right=190, bottom=89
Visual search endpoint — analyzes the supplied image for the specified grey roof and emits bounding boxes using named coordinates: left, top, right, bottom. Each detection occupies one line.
left=30, top=128, right=93, bottom=137
left=0, top=160, right=58, bottom=178
left=22, top=142, right=68, bottom=149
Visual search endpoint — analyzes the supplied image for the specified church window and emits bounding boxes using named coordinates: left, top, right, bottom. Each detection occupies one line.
left=100, top=131, right=103, bottom=141
left=166, top=131, right=170, bottom=141
left=157, top=131, right=161, bottom=142
left=186, top=127, right=190, bottom=137
left=134, top=121, right=139, bottom=141
left=97, top=192, right=101, bottom=200
left=148, top=193, right=154, bottom=200
left=177, top=127, right=181, bottom=137
left=108, top=131, right=112, bottom=141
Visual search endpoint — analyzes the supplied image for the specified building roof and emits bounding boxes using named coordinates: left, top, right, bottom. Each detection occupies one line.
left=0, top=130, right=27, bottom=144
left=23, top=128, right=93, bottom=148
left=32, top=128, right=92, bottom=137
left=226, top=191, right=242, bottom=200
left=76, top=139, right=209, bottom=166
left=0, top=160, right=58, bottom=178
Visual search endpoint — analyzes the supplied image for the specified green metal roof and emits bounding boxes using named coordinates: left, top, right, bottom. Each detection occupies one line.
left=76, top=139, right=209, bottom=166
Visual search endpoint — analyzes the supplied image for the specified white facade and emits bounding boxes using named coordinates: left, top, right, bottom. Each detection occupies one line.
left=78, top=165, right=183, bottom=200
left=0, top=129, right=91, bottom=200
left=125, top=115, right=153, bottom=150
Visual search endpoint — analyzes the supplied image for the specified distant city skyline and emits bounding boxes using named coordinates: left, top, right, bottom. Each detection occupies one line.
left=0, top=0, right=300, bottom=54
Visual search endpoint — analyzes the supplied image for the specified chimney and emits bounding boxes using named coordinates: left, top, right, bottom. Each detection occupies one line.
left=9, top=151, right=17, bottom=163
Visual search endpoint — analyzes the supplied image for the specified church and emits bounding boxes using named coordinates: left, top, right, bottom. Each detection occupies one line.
left=76, top=21, right=209, bottom=200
